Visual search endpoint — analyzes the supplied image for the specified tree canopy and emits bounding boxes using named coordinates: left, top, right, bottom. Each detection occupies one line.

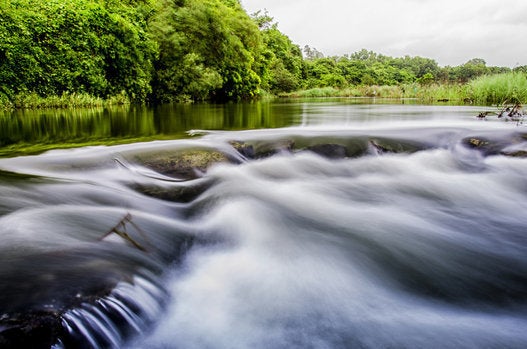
left=0, top=0, right=158, bottom=102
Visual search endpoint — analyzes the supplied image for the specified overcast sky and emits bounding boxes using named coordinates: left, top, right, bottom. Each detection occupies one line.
left=240, top=0, right=527, bottom=67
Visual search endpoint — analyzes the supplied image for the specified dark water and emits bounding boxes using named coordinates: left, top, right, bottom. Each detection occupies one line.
left=1, top=100, right=527, bottom=348
left=0, top=101, right=301, bottom=156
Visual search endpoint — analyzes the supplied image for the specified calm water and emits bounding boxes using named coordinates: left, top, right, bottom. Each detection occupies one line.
left=0, top=100, right=526, bottom=348
left=0, top=98, right=478, bottom=155
left=0, top=101, right=300, bottom=156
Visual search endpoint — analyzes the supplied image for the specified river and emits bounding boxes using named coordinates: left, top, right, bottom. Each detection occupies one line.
left=0, top=99, right=526, bottom=348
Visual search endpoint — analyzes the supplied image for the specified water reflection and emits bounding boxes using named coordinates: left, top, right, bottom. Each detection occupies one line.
left=0, top=102, right=303, bottom=155
left=0, top=107, right=155, bottom=145
left=153, top=102, right=300, bottom=133
left=0, top=99, right=487, bottom=157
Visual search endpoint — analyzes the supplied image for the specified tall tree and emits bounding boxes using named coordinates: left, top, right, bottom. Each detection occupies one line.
left=150, top=0, right=262, bottom=102
left=251, top=11, right=304, bottom=93
left=0, top=0, right=158, bottom=102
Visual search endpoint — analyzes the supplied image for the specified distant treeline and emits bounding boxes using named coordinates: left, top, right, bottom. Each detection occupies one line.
left=300, top=49, right=525, bottom=89
left=0, top=0, right=525, bottom=107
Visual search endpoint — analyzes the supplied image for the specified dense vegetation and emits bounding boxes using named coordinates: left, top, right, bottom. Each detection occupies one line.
left=0, top=0, right=525, bottom=108
left=0, top=0, right=158, bottom=104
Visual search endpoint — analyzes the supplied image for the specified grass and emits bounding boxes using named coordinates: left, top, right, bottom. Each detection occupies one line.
left=468, top=72, right=527, bottom=105
left=282, top=85, right=403, bottom=98
left=280, top=72, right=527, bottom=105
left=0, top=91, right=131, bottom=110
left=404, top=83, right=471, bottom=103
left=282, top=84, right=473, bottom=102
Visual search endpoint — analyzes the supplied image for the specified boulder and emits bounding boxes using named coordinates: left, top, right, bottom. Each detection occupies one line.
left=305, top=143, right=348, bottom=159
left=137, top=149, right=232, bottom=180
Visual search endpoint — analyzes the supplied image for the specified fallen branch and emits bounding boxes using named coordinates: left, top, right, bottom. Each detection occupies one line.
left=99, top=213, right=149, bottom=252
left=477, top=103, right=525, bottom=125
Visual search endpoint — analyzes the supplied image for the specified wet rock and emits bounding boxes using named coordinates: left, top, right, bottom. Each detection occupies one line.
left=229, top=140, right=255, bottom=159
left=501, top=150, right=527, bottom=157
left=466, top=138, right=490, bottom=148
left=305, top=143, right=348, bottom=159
left=137, top=149, right=233, bottom=179
left=131, top=179, right=214, bottom=203
left=368, top=138, right=424, bottom=155
left=252, top=139, right=295, bottom=158
left=0, top=311, right=63, bottom=349
left=462, top=136, right=519, bottom=156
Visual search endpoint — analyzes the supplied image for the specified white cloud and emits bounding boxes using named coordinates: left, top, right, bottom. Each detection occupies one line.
left=240, top=0, right=527, bottom=67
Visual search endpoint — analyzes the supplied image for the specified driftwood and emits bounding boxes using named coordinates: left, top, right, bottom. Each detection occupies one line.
left=99, top=213, right=149, bottom=252
left=477, top=103, right=525, bottom=124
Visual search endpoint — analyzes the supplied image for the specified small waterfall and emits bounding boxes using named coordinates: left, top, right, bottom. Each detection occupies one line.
left=59, top=273, right=166, bottom=349
left=1, top=103, right=527, bottom=348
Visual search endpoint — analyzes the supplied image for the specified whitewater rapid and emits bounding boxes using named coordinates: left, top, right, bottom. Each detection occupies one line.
left=0, top=111, right=526, bottom=348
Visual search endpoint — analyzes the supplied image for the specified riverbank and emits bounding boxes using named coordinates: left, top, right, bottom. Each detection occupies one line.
left=3, top=72, right=525, bottom=110
left=0, top=91, right=131, bottom=110
left=281, top=72, right=527, bottom=105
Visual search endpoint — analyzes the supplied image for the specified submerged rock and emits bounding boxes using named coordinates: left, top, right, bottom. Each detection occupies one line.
left=136, top=149, right=234, bottom=180
left=0, top=208, right=197, bottom=349
left=502, top=150, right=527, bottom=157
left=228, top=140, right=255, bottom=159
left=368, top=138, right=426, bottom=155
left=305, top=143, right=348, bottom=159
left=252, top=139, right=295, bottom=158
left=0, top=311, right=63, bottom=349
left=462, top=133, right=525, bottom=156
left=131, top=179, right=214, bottom=203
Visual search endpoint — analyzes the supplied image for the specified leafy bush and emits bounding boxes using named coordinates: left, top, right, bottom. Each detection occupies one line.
left=0, top=0, right=158, bottom=103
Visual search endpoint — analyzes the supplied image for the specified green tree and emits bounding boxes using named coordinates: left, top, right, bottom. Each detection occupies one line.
left=336, top=57, right=367, bottom=85
left=513, top=65, right=527, bottom=74
left=303, top=45, right=324, bottom=60
left=0, top=0, right=158, bottom=102
left=251, top=11, right=304, bottom=93
left=417, top=72, right=434, bottom=85
left=150, top=0, right=262, bottom=102
left=447, top=58, right=489, bottom=83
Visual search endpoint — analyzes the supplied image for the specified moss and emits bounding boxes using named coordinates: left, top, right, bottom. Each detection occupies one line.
left=501, top=150, right=527, bottom=158
left=137, top=149, right=231, bottom=179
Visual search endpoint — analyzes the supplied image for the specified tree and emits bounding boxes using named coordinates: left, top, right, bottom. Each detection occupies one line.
left=513, top=65, right=527, bottom=74
left=303, top=45, right=324, bottom=60
left=450, top=58, right=488, bottom=82
left=149, top=0, right=262, bottom=101
left=0, top=0, right=158, bottom=102
left=252, top=13, right=304, bottom=93
left=417, top=72, right=434, bottom=85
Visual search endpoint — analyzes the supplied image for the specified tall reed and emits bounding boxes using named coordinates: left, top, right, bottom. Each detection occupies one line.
left=468, top=72, right=527, bottom=105
left=283, top=86, right=403, bottom=98
left=404, top=83, right=471, bottom=102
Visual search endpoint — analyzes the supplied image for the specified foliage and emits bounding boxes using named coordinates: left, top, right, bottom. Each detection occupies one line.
left=150, top=0, right=262, bottom=102
left=301, top=50, right=434, bottom=89
left=468, top=72, right=527, bottom=104
left=0, top=0, right=158, bottom=103
left=404, top=83, right=470, bottom=102
left=283, top=85, right=403, bottom=99
left=251, top=11, right=304, bottom=94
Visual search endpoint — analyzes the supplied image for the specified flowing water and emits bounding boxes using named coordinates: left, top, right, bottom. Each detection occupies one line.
left=1, top=100, right=527, bottom=348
